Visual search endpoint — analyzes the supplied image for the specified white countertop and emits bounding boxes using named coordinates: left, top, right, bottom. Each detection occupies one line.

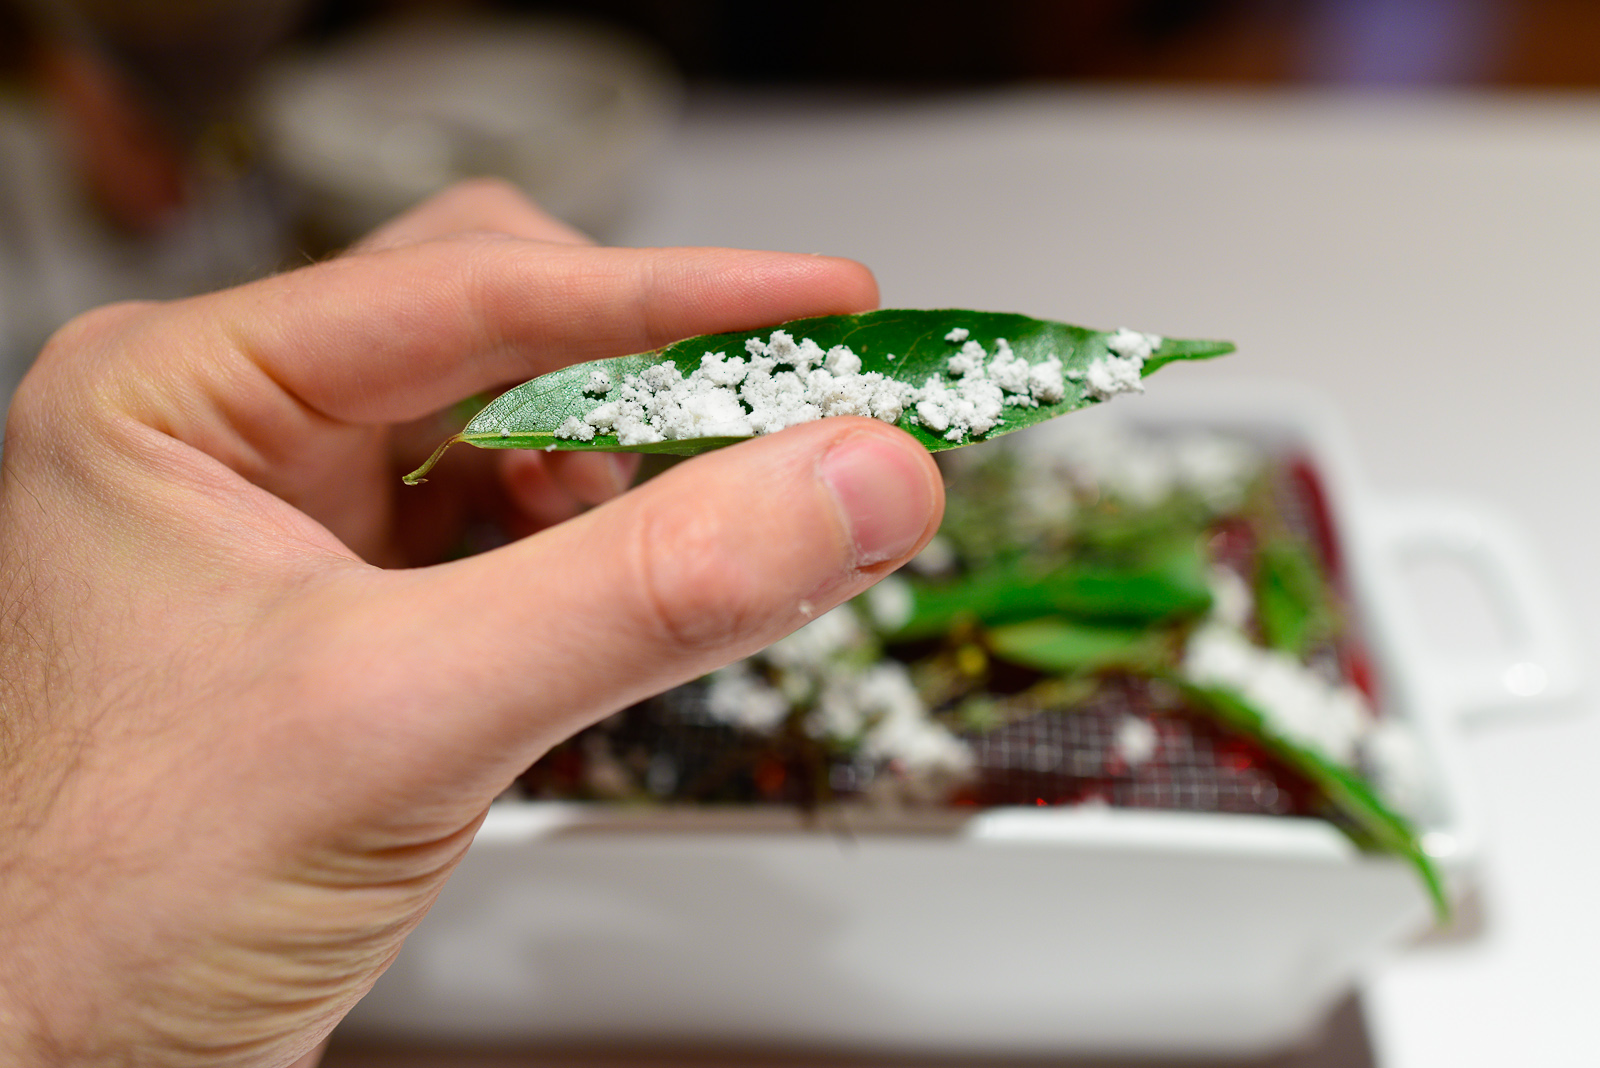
left=608, top=87, right=1600, bottom=1068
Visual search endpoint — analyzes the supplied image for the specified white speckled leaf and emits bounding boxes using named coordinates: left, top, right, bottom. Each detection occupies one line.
left=404, top=309, right=1231, bottom=483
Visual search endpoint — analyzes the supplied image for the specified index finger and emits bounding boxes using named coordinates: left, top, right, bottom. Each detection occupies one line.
left=197, top=236, right=880, bottom=427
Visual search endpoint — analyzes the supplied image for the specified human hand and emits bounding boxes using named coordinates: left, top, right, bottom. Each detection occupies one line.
left=0, top=181, right=943, bottom=1067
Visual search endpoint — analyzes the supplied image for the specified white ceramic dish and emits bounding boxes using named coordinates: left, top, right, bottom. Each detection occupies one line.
left=342, top=384, right=1577, bottom=1058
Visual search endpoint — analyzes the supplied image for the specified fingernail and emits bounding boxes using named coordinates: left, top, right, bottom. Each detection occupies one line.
left=819, top=434, right=936, bottom=567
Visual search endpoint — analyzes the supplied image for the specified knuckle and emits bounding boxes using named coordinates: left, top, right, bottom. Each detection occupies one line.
left=9, top=302, right=154, bottom=435
left=38, top=301, right=150, bottom=361
left=627, top=498, right=769, bottom=655
left=443, top=175, right=529, bottom=209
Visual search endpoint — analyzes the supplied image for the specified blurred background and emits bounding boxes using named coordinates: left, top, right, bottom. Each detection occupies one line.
left=6, top=3, right=1600, bottom=1066
left=6, top=0, right=1600, bottom=400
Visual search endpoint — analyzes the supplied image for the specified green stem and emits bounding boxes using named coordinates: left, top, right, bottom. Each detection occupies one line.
left=402, top=434, right=463, bottom=485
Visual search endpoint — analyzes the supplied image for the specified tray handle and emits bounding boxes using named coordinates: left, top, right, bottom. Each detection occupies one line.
left=1368, top=499, right=1581, bottom=724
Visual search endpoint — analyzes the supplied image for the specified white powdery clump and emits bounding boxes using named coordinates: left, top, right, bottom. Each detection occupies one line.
left=1362, top=718, right=1430, bottom=819
left=554, top=327, right=1079, bottom=447
left=863, top=575, right=915, bottom=631
left=763, top=603, right=862, bottom=672
left=702, top=605, right=971, bottom=777
left=1017, top=421, right=1263, bottom=512
left=1082, top=328, right=1162, bottom=401
left=907, top=535, right=958, bottom=577
left=553, top=416, right=596, bottom=442
left=1113, top=715, right=1159, bottom=767
left=1182, top=622, right=1374, bottom=766
left=1206, top=566, right=1255, bottom=630
left=1182, top=620, right=1428, bottom=815
left=1170, top=433, right=1261, bottom=512
left=811, top=661, right=972, bottom=776
left=909, top=337, right=1068, bottom=443
left=705, top=663, right=791, bottom=732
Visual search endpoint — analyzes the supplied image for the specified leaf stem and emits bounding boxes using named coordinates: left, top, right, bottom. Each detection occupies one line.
left=402, top=434, right=463, bottom=485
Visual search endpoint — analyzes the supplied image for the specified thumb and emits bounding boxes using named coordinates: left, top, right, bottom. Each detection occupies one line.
left=332, top=419, right=943, bottom=802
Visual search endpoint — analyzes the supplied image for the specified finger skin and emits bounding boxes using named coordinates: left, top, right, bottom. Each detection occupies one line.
left=536, top=450, right=640, bottom=507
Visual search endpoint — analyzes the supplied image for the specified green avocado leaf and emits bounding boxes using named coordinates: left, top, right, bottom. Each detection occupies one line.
left=403, top=309, right=1232, bottom=482
left=1177, top=680, right=1449, bottom=922
left=986, top=619, right=1173, bottom=675
left=885, top=537, right=1215, bottom=640
left=1255, top=537, right=1338, bottom=657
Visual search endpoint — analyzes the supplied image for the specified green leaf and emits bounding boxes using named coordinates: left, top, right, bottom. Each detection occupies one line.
left=1255, top=537, right=1336, bottom=657
left=987, top=619, right=1170, bottom=675
left=888, top=539, right=1214, bottom=640
left=403, top=309, right=1232, bottom=482
left=1177, top=680, right=1450, bottom=922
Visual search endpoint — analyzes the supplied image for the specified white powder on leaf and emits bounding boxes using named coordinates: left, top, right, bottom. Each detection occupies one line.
left=824, top=345, right=861, bottom=376
left=552, top=325, right=1153, bottom=446
left=1084, top=355, right=1144, bottom=400
left=584, top=401, right=620, bottom=429
left=1106, top=327, right=1163, bottom=362
left=1083, top=328, right=1163, bottom=401
left=698, top=351, right=747, bottom=387
left=987, top=339, right=1034, bottom=397
left=584, top=369, right=612, bottom=396
left=1027, top=357, right=1067, bottom=403
left=810, top=661, right=972, bottom=776
left=947, top=340, right=987, bottom=377
left=554, top=416, right=596, bottom=442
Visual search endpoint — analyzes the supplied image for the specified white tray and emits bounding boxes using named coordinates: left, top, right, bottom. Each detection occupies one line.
left=343, top=385, right=1577, bottom=1057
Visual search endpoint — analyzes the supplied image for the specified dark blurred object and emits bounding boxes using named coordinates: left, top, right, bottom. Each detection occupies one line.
left=10, top=0, right=1600, bottom=242
left=1302, top=0, right=1501, bottom=84
left=0, top=0, right=311, bottom=404
left=29, top=0, right=311, bottom=137
left=485, top=0, right=1600, bottom=88
left=10, top=0, right=313, bottom=232
left=488, top=0, right=1304, bottom=86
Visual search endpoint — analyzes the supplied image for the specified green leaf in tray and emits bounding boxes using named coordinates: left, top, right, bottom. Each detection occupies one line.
left=1255, top=537, right=1337, bottom=657
left=403, top=309, right=1233, bottom=482
left=886, top=538, right=1215, bottom=640
left=1177, top=680, right=1450, bottom=923
left=986, top=619, right=1172, bottom=676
